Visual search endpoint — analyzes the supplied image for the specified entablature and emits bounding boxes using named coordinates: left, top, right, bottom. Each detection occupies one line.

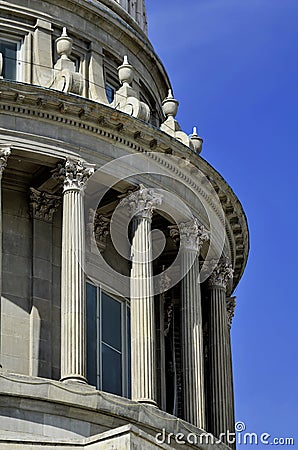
left=0, top=80, right=249, bottom=292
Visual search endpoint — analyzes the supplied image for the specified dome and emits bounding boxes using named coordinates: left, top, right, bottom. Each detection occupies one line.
left=114, top=0, right=148, bottom=34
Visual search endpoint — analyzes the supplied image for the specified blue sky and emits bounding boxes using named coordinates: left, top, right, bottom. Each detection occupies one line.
left=147, top=0, right=298, bottom=446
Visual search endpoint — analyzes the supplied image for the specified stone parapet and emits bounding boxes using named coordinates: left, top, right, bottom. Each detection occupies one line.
left=0, top=373, right=232, bottom=449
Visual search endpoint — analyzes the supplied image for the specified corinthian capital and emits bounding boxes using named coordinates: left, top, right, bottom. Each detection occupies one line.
left=122, top=184, right=162, bottom=220
left=207, top=257, right=234, bottom=290
left=169, top=218, right=209, bottom=253
left=52, top=157, right=95, bottom=191
left=30, top=188, right=61, bottom=223
left=0, top=147, right=11, bottom=177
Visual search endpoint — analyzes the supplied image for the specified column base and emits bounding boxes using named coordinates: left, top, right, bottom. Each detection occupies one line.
left=136, top=398, right=158, bottom=407
left=60, top=375, right=87, bottom=384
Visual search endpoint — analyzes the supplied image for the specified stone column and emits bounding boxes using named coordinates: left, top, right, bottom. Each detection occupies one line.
left=123, top=185, right=162, bottom=405
left=170, top=219, right=209, bottom=428
left=29, top=188, right=60, bottom=377
left=206, top=258, right=234, bottom=440
left=226, top=296, right=236, bottom=448
left=0, top=147, right=10, bottom=366
left=53, top=158, right=95, bottom=383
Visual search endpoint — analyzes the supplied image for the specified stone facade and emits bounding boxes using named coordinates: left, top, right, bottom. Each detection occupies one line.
left=0, top=1, right=249, bottom=449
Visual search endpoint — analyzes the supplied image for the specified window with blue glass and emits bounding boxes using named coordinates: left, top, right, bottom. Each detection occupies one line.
left=86, top=282, right=131, bottom=397
left=0, top=40, right=18, bottom=80
left=105, top=84, right=115, bottom=103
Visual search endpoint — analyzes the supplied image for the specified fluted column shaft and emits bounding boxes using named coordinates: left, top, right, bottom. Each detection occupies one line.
left=53, top=158, right=95, bottom=383
left=124, top=185, right=162, bottom=405
left=181, top=251, right=206, bottom=428
left=0, top=147, right=11, bottom=365
left=131, top=215, right=155, bottom=403
left=176, top=220, right=209, bottom=428
left=207, top=259, right=234, bottom=441
left=61, top=188, right=86, bottom=381
left=226, top=296, right=236, bottom=449
left=208, top=285, right=229, bottom=437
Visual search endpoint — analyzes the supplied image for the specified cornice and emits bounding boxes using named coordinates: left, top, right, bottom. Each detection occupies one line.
left=0, top=80, right=249, bottom=291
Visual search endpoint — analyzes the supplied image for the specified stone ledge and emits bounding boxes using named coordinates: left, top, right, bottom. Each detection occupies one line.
left=0, top=424, right=174, bottom=449
left=0, top=372, right=231, bottom=450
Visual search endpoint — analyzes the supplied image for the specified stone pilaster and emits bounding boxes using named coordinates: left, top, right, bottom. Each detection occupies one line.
left=0, top=147, right=10, bottom=366
left=29, top=188, right=61, bottom=377
left=170, top=219, right=209, bottom=428
left=88, top=44, right=108, bottom=103
left=206, top=258, right=234, bottom=441
left=32, top=19, right=53, bottom=87
left=123, top=185, right=162, bottom=405
left=53, top=158, right=95, bottom=383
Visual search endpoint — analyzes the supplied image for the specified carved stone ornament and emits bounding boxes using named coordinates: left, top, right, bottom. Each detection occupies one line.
left=226, top=296, right=236, bottom=329
left=169, top=218, right=210, bottom=253
left=92, top=210, right=110, bottom=253
left=112, top=56, right=150, bottom=122
left=30, top=188, right=61, bottom=222
left=206, top=257, right=234, bottom=290
left=160, top=89, right=200, bottom=151
left=0, top=147, right=11, bottom=177
left=122, top=184, right=162, bottom=221
left=50, top=28, right=83, bottom=95
left=52, top=158, right=95, bottom=192
left=190, top=127, right=203, bottom=155
left=160, top=270, right=171, bottom=293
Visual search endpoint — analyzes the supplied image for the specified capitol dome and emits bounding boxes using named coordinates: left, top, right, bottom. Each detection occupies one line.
left=112, top=0, right=148, bottom=33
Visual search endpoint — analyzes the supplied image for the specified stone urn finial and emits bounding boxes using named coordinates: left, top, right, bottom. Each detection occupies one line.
left=162, top=89, right=179, bottom=119
left=118, top=55, right=134, bottom=86
left=190, top=126, right=203, bottom=154
left=56, top=27, right=73, bottom=60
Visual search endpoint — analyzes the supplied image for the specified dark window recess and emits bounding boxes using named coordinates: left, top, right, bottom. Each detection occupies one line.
left=105, top=84, right=115, bottom=103
left=86, top=282, right=131, bottom=397
left=103, top=49, right=122, bottom=103
left=0, top=41, right=17, bottom=80
left=139, top=81, right=161, bottom=127
left=102, top=343, right=122, bottom=395
left=102, top=292, right=122, bottom=350
left=126, top=305, right=131, bottom=399
left=86, top=283, right=98, bottom=388
left=101, top=293, right=122, bottom=396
